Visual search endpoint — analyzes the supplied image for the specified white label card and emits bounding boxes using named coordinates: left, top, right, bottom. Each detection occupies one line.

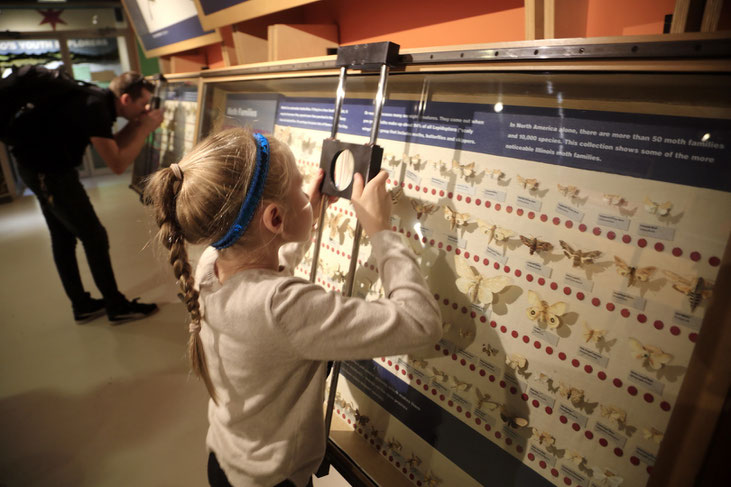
left=457, top=349, right=476, bottom=362
left=470, top=303, right=488, bottom=316
left=473, top=408, right=497, bottom=426
left=628, top=370, right=665, bottom=395
left=455, top=183, right=476, bottom=196
left=482, top=188, right=507, bottom=202
left=560, top=465, right=586, bottom=484
left=446, top=235, right=467, bottom=249
left=418, top=225, right=433, bottom=237
left=555, top=202, right=584, bottom=222
left=594, top=422, right=628, bottom=448
left=637, top=223, right=676, bottom=241
left=531, top=326, right=560, bottom=346
left=611, top=290, right=646, bottom=311
left=634, top=447, right=657, bottom=466
left=525, top=260, right=552, bottom=278
left=516, top=195, right=542, bottom=211
left=431, top=381, right=449, bottom=394
left=430, top=177, right=448, bottom=190
left=527, top=387, right=556, bottom=408
left=558, top=403, right=588, bottom=429
left=673, top=311, right=703, bottom=331
left=405, top=169, right=421, bottom=185
left=485, top=245, right=509, bottom=265
left=390, top=215, right=401, bottom=228
left=564, top=273, right=595, bottom=292
left=597, top=213, right=631, bottom=231
left=529, top=445, right=556, bottom=467
left=478, top=359, right=500, bottom=375
left=503, top=373, right=528, bottom=392
left=451, top=392, right=472, bottom=410
left=501, top=426, right=526, bottom=443
left=577, top=346, right=609, bottom=368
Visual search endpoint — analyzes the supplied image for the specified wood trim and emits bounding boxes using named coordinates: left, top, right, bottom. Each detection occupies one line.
left=544, top=0, right=556, bottom=40
left=139, top=31, right=222, bottom=59
left=124, top=31, right=141, bottom=73
left=701, top=0, right=724, bottom=31
left=525, top=0, right=544, bottom=41
left=671, top=0, right=707, bottom=33
left=193, top=0, right=321, bottom=31
left=647, top=238, right=731, bottom=487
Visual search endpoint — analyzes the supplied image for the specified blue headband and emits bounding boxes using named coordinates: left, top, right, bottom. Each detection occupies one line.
left=212, top=133, right=270, bottom=250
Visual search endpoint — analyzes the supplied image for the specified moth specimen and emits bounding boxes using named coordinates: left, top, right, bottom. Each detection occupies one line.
left=452, top=160, right=478, bottom=179
left=531, top=428, right=555, bottom=447
left=566, top=450, right=585, bottom=466
left=600, top=404, right=627, bottom=426
left=613, top=256, right=656, bottom=286
left=582, top=322, right=607, bottom=344
left=477, top=220, right=514, bottom=245
left=642, top=427, right=664, bottom=444
left=450, top=376, right=472, bottom=392
left=386, top=438, right=403, bottom=452
left=406, top=453, right=422, bottom=468
left=664, top=271, right=714, bottom=311
left=404, top=153, right=423, bottom=169
left=593, top=468, right=623, bottom=487
left=430, top=367, right=449, bottom=383
left=628, top=337, right=673, bottom=370
left=475, top=388, right=499, bottom=410
left=559, top=240, right=602, bottom=267
left=454, top=256, right=511, bottom=306
left=505, top=353, right=527, bottom=371
left=410, top=199, right=438, bottom=219
left=423, top=471, right=441, bottom=487
left=526, top=290, right=567, bottom=329
left=500, top=408, right=529, bottom=429
left=354, top=409, right=369, bottom=425
left=603, top=193, right=626, bottom=207
left=519, top=235, right=553, bottom=255
left=644, top=197, right=672, bottom=216
left=389, top=186, right=404, bottom=204
left=487, top=168, right=505, bottom=180
left=443, top=206, right=471, bottom=230
left=326, top=212, right=351, bottom=240
left=557, top=184, right=580, bottom=198
left=301, top=137, right=316, bottom=153
left=516, top=175, right=539, bottom=190
left=482, top=343, right=499, bottom=356
left=384, top=153, right=399, bottom=166
left=558, top=382, right=584, bottom=405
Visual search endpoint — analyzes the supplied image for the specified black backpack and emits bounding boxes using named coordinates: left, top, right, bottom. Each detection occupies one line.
left=0, top=64, right=102, bottom=146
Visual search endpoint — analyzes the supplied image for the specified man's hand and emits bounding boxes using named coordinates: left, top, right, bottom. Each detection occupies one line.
left=139, top=108, right=163, bottom=132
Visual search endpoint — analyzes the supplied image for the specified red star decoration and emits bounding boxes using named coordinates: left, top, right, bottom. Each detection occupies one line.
left=37, top=9, right=67, bottom=31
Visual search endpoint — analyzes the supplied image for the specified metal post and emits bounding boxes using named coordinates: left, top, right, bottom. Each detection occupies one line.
left=369, top=64, right=390, bottom=145
left=331, top=67, right=348, bottom=139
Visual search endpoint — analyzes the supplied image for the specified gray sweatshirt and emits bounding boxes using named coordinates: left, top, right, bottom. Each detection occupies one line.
left=195, top=230, right=442, bottom=486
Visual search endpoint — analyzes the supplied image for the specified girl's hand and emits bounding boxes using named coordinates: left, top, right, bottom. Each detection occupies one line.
left=351, top=171, right=391, bottom=237
left=306, top=169, right=337, bottom=221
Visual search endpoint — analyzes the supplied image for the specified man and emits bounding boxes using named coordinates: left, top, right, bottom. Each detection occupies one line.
left=10, top=71, right=164, bottom=324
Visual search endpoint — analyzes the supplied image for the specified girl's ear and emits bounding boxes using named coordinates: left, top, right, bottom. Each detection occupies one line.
left=261, top=202, right=283, bottom=235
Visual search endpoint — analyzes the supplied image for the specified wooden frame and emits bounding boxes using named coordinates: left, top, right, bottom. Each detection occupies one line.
left=121, top=0, right=221, bottom=58
left=192, top=0, right=322, bottom=31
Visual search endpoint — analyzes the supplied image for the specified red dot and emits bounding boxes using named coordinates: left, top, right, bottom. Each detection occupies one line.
left=689, top=332, right=698, bottom=342
left=558, top=352, right=567, bottom=361
left=439, top=190, right=445, bottom=197
left=451, top=353, right=458, bottom=360
left=690, top=251, right=701, bottom=261
left=528, top=452, right=536, bottom=461
left=606, top=302, right=615, bottom=311
left=584, top=365, right=593, bottom=374
left=654, top=320, right=664, bottom=330
left=456, top=406, right=463, bottom=412
left=431, top=189, right=436, bottom=195
left=551, top=468, right=559, bottom=478
left=622, top=234, right=632, bottom=244
left=387, top=360, right=393, bottom=366
left=515, top=269, right=522, bottom=277
left=448, top=400, right=454, bottom=406
left=485, top=200, right=491, bottom=208
left=523, top=335, right=530, bottom=343
left=499, top=381, right=506, bottom=388
left=483, top=258, right=489, bottom=266
left=572, top=423, right=580, bottom=432
left=593, top=227, right=602, bottom=236
left=579, top=224, right=587, bottom=232
left=511, top=330, right=519, bottom=338
left=585, top=431, right=594, bottom=440
left=710, top=256, right=720, bottom=266
left=495, top=431, right=502, bottom=439
left=592, top=298, right=601, bottom=307
left=446, top=245, right=453, bottom=252
left=479, top=370, right=486, bottom=376
left=485, top=424, right=491, bottom=431
left=552, top=217, right=560, bottom=225
left=565, top=220, right=573, bottom=229
left=475, top=199, right=481, bottom=206
left=576, top=292, right=585, bottom=301
left=490, top=320, right=497, bottom=327
left=564, top=477, right=572, bottom=485
left=480, top=316, right=487, bottom=323
left=550, top=282, right=558, bottom=290
left=438, top=242, right=443, bottom=249
left=672, top=247, right=683, bottom=257
left=638, top=238, right=647, bottom=248
left=560, top=415, right=568, bottom=424
left=460, top=358, right=466, bottom=365
left=475, top=417, right=481, bottom=425
left=636, top=314, right=647, bottom=323
left=526, top=274, right=534, bottom=282
left=408, top=183, right=413, bottom=189
left=539, top=460, right=547, bottom=469
left=628, top=386, right=638, bottom=396
left=504, top=265, right=511, bottom=273
left=528, top=211, right=535, bottom=219
left=456, top=194, right=462, bottom=201
left=494, top=262, right=500, bottom=270
left=532, top=399, right=540, bottom=408
left=495, top=203, right=501, bottom=211
left=621, top=308, right=630, bottom=318
left=540, top=214, right=548, bottom=222
left=500, top=325, right=507, bottom=333
left=644, top=393, right=654, bottom=403
left=613, top=378, right=623, bottom=388
left=506, top=205, right=513, bottom=213
left=599, top=438, right=608, bottom=447
left=670, top=326, right=681, bottom=336
left=571, top=359, right=580, bottom=368
left=545, top=406, right=553, bottom=414
left=534, top=341, right=541, bottom=349
left=614, top=447, right=624, bottom=457
left=538, top=277, right=546, bottom=286
left=654, top=242, right=664, bottom=252
left=563, top=286, right=571, bottom=295
left=545, top=347, right=553, bottom=355
left=469, top=364, right=476, bottom=371
left=489, top=375, right=495, bottom=382
left=517, top=208, right=524, bottom=216
left=447, top=192, right=453, bottom=199
left=631, top=456, right=641, bottom=466
left=474, top=255, right=480, bottom=263
left=466, top=197, right=472, bottom=204
left=648, top=466, right=654, bottom=475
left=661, top=401, right=671, bottom=411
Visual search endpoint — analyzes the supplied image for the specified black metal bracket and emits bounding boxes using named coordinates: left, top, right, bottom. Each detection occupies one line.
left=319, top=139, right=383, bottom=199
left=336, top=41, right=401, bottom=71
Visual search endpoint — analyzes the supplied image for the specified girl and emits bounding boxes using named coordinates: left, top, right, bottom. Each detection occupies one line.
left=145, top=128, right=442, bottom=487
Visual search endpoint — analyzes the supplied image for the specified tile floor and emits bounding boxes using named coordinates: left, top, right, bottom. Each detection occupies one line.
left=0, top=173, right=350, bottom=487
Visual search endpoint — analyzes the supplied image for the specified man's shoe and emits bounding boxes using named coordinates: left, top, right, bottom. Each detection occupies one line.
left=73, top=297, right=106, bottom=324
left=107, top=298, right=158, bottom=324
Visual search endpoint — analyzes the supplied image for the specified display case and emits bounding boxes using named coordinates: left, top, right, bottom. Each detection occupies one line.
left=196, top=36, right=731, bottom=487
left=130, top=74, right=201, bottom=195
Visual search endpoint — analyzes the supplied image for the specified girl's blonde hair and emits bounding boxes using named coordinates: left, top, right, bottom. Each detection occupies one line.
left=144, top=127, right=293, bottom=403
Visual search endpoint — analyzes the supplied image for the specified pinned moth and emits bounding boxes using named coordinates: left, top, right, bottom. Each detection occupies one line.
left=505, top=353, right=527, bottom=371
left=614, top=256, right=656, bottom=287
left=531, top=428, right=555, bottom=447
left=557, top=184, right=580, bottom=199
left=452, top=160, right=479, bottom=179
left=664, top=271, right=714, bottom=312
left=600, top=404, right=627, bottom=426
left=389, top=186, right=404, bottom=204
left=384, top=153, right=399, bottom=166
left=458, top=328, right=473, bottom=340
left=583, top=322, right=607, bottom=344
left=558, top=382, right=584, bottom=405
left=559, top=240, right=602, bottom=267
left=443, top=206, right=471, bottom=230
left=644, top=197, right=672, bottom=216
left=487, top=168, right=505, bottom=180
left=410, top=199, right=439, bottom=219
left=500, top=408, right=529, bottom=429
left=517, top=175, right=539, bottom=191
left=519, top=235, right=553, bottom=255
left=326, top=212, right=351, bottom=241
left=566, top=450, right=585, bottom=466
left=526, top=290, right=568, bottom=329
left=603, top=193, right=626, bottom=207
left=642, top=427, right=664, bottom=444
left=477, top=220, right=514, bottom=245
left=475, top=388, right=498, bottom=410
left=327, top=264, right=347, bottom=283
left=430, top=367, right=449, bottom=383
left=423, top=471, right=441, bottom=487
left=387, top=438, right=403, bottom=452
left=593, top=468, right=624, bottom=487
left=450, top=376, right=472, bottom=392
left=301, top=137, right=316, bottom=153
left=406, top=453, right=422, bottom=468
left=482, top=343, right=499, bottom=356
left=409, top=357, right=428, bottom=369
left=628, top=337, right=673, bottom=370
left=454, top=255, right=511, bottom=307
left=404, top=153, right=424, bottom=170
left=354, top=409, right=370, bottom=426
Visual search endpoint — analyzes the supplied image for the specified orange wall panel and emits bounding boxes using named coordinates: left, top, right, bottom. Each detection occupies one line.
left=555, top=0, right=676, bottom=38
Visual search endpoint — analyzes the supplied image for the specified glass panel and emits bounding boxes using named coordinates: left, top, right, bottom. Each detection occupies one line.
left=199, top=70, right=731, bottom=487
